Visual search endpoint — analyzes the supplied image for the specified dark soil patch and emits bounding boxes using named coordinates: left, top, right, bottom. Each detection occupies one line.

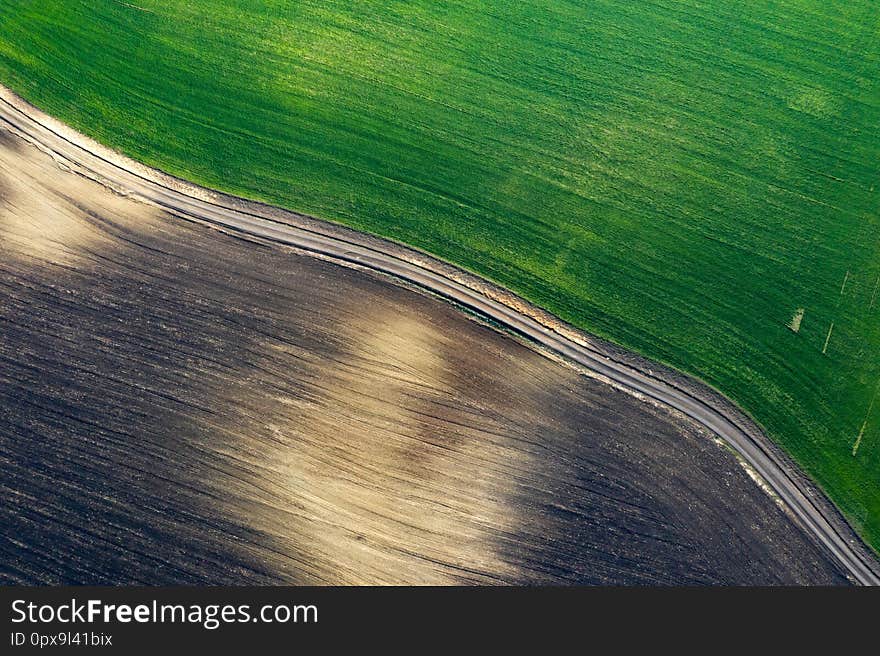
left=0, top=134, right=847, bottom=584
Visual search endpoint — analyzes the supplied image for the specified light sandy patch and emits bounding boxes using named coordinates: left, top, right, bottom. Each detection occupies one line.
left=0, top=129, right=162, bottom=266
left=254, top=307, right=522, bottom=584
left=741, top=460, right=785, bottom=510
left=853, top=422, right=868, bottom=457
left=822, top=322, right=835, bottom=355
left=229, top=309, right=529, bottom=584
left=788, top=307, right=805, bottom=333
left=853, top=384, right=879, bottom=457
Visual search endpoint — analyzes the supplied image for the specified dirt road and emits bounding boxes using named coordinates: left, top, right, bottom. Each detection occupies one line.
left=1, top=85, right=876, bottom=584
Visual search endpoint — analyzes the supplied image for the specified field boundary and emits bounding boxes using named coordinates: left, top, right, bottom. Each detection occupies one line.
left=2, top=83, right=877, bottom=585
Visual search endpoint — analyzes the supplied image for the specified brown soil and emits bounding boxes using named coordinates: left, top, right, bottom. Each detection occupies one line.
left=0, top=130, right=846, bottom=584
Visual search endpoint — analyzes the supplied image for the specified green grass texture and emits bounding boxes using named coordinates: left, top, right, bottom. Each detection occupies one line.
left=1, top=1, right=878, bottom=549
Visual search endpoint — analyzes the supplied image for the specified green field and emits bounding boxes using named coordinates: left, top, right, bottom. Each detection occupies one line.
left=1, top=1, right=879, bottom=549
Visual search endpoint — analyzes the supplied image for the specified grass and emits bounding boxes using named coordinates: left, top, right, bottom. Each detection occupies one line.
left=1, top=0, right=879, bottom=550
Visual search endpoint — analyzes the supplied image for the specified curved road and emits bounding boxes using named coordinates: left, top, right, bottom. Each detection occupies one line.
left=1, top=89, right=877, bottom=585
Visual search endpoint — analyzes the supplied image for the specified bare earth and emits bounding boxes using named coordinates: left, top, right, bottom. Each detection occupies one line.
left=0, top=129, right=846, bottom=584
